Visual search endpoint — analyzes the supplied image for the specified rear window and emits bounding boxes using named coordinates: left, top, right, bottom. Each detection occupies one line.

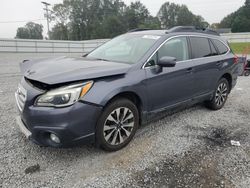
left=190, top=37, right=212, bottom=58
left=212, top=39, right=228, bottom=55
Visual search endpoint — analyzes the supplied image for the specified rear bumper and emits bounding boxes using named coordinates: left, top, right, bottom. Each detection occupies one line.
left=232, top=76, right=237, bottom=89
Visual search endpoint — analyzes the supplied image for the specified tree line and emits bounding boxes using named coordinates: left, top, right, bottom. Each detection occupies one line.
left=217, top=0, right=250, bottom=32
left=15, top=0, right=250, bottom=40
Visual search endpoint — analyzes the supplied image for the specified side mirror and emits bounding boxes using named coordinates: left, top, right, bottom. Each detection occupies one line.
left=158, top=56, right=176, bottom=67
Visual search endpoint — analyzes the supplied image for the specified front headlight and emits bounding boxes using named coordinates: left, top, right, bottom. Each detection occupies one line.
left=35, top=81, right=93, bottom=107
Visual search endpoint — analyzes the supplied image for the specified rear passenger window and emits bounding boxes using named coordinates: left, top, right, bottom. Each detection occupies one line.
left=190, top=37, right=212, bottom=58
left=209, top=40, right=218, bottom=56
left=212, top=39, right=228, bottom=55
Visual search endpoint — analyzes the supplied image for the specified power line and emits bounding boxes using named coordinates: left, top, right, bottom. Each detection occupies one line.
left=0, top=19, right=46, bottom=24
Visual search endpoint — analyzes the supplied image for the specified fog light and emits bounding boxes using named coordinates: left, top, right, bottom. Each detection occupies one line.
left=50, top=133, right=60, bottom=144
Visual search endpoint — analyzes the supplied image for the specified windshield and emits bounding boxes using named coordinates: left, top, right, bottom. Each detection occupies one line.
left=87, top=34, right=161, bottom=64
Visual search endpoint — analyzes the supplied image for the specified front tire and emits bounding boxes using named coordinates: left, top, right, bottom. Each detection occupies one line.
left=96, top=98, right=139, bottom=151
left=205, top=78, right=230, bottom=110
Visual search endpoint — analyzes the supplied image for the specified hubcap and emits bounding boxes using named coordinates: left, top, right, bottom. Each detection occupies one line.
left=215, top=82, right=228, bottom=106
left=103, top=107, right=134, bottom=146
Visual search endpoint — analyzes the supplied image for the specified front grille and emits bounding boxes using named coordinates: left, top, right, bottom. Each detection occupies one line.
left=15, top=84, right=27, bottom=112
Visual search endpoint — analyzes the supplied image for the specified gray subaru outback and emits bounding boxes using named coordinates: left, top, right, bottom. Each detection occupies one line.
left=15, top=26, right=239, bottom=151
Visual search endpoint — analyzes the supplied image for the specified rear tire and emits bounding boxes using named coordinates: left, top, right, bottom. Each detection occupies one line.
left=244, top=70, right=250, bottom=76
left=205, top=78, right=229, bottom=110
left=96, top=98, right=139, bottom=151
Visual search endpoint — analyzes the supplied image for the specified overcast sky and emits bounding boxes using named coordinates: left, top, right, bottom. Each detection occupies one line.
left=0, top=0, right=245, bottom=38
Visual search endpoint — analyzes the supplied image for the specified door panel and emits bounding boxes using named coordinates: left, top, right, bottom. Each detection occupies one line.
left=191, top=58, right=220, bottom=95
left=189, top=36, right=220, bottom=96
left=144, top=36, right=195, bottom=111
left=145, top=62, right=195, bottom=111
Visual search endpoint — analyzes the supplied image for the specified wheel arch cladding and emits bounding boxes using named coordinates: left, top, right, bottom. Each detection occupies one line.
left=221, top=73, right=232, bottom=91
left=104, top=91, right=143, bottom=125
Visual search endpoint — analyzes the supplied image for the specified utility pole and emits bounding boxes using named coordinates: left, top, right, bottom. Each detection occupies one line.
left=41, top=1, right=51, bottom=39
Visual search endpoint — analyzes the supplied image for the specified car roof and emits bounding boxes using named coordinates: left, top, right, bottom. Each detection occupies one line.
left=128, top=30, right=167, bottom=36
left=128, top=26, right=223, bottom=40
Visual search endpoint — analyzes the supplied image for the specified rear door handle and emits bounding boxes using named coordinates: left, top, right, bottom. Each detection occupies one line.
left=216, top=61, right=222, bottom=66
left=186, top=67, right=193, bottom=73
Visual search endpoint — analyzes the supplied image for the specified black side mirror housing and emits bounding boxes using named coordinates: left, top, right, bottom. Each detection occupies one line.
left=158, top=56, right=176, bottom=67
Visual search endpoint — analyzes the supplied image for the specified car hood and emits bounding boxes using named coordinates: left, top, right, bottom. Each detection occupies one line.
left=21, top=56, right=131, bottom=85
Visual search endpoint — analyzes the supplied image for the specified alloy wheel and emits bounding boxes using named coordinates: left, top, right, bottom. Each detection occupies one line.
left=103, top=107, right=134, bottom=146
left=215, top=82, right=228, bottom=106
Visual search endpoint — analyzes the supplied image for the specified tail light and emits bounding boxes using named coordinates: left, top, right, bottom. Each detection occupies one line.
left=233, top=55, right=238, bottom=64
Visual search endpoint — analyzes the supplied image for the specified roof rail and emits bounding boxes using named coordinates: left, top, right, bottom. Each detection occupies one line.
left=167, top=26, right=220, bottom=36
left=127, top=28, right=152, bottom=33
left=204, top=28, right=220, bottom=36
left=168, top=26, right=196, bottom=32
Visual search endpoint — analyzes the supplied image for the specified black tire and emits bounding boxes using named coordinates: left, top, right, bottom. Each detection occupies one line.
left=244, top=70, right=250, bottom=76
left=96, top=98, right=139, bottom=151
left=205, top=78, right=230, bottom=110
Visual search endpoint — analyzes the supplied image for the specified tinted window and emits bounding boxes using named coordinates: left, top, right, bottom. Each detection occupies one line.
left=209, top=40, right=218, bottom=56
left=158, top=37, right=189, bottom=61
left=190, top=37, right=211, bottom=58
left=212, top=39, right=228, bottom=55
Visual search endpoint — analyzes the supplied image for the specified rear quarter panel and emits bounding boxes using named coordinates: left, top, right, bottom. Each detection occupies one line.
left=213, top=52, right=238, bottom=90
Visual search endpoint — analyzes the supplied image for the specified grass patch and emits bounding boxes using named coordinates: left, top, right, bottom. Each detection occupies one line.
left=229, top=42, right=250, bottom=54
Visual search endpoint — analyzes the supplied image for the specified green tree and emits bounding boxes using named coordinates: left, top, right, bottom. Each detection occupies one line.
left=140, top=16, right=161, bottom=29
left=232, top=16, right=250, bottom=32
left=245, top=0, right=250, bottom=6
left=15, top=27, right=30, bottom=39
left=123, top=1, right=160, bottom=30
left=193, top=15, right=209, bottom=29
left=157, top=2, right=180, bottom=28
left=176, top=5, right=194, bottom=26
left=219, top=0, right=250, bottom=32
left=124, top=1, right=150, bottom=29
left=50, top=3, right=70, bottom=40
left=49, top=23, right=69, bottom=40
left=50, top=0, right=160, bottom=40
left=210, top=23, right=220, bottom=29
left=59, top=0, right=127, bottom=40
left=157, top=2, right=208, bottom=29
left=219, top=13, right=236, bottom=28
left=16, top=22, right=43, bottom=39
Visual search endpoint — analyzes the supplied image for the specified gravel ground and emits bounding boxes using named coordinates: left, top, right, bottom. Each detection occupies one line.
left=0, top=53, right=249, bottom=188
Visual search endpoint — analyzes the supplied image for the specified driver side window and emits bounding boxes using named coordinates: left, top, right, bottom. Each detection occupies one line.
left=158, top=37, right=189, bottom=61
left=146, top=37, right=189, bottom=67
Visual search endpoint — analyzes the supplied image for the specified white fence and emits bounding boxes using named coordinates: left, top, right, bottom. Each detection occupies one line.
left=221, top=32, right=250, bottom=43
left=0, top=38, right=109, bottom=53
left=0, top=32, right=249, bottom=53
